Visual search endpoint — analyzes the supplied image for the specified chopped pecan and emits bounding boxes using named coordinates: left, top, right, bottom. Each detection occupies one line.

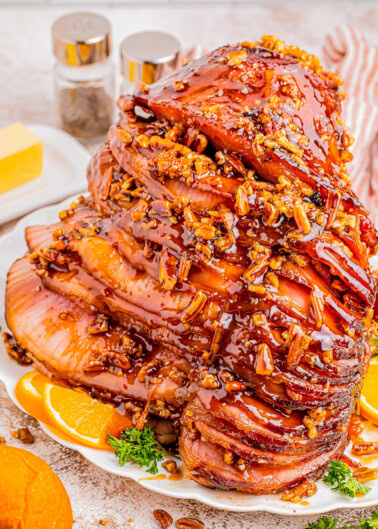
left=88, top=314, right=109, bottom=334
left=225, top=381, right=246, bottom=393
left=269, top=255, right=283, bottom=270
left=200, top=373, right=218, bottom=389
left=226, top=48, right=247, bottom=67
left=353, top=466, right=378, bottom=483
left=159, top=250, right=179, bottom=291
left=181, top=291, right=208, bottom=323
left=194, top=223, right=217, bottom=240
left=293, top=199, right=311, bottom=235
left=281, top=479, right=317, bottom=503
left=303, top=408, right=326, bottom=438
left=2, top=332, right=32, bottom=365
left=309, top=292, right=324, bottom=329
left=11, top=427, right=34, bottom=444
left=255, top=343, right=274, bottom=375
left=84, top=350, right=132, bottom=374
left=191, top=133, right=208, bottom=154
left=236, top=185, right=250, bottom=216
left=352, top=441, right=378, bottom=456
left=115, top=128, right=133, bottom=144
left=177, top=257, right=192, bottom=281
left=162, top=460, right=178, bottom=474
left=243, top=254, right=270, bottom=284
left=287, top=324, right=309, bottom=366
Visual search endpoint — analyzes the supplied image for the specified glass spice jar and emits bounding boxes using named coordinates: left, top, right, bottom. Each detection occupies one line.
left=119, top=31, right=180, bottom=95
left=52, top=12, right=115, bottom=144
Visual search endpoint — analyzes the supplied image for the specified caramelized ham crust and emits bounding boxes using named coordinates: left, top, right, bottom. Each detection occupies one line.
left=5, top=35, right=378, bottom=495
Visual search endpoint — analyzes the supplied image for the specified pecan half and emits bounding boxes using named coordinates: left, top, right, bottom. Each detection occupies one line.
left=181, top=291, right=208, bottom=323
left=175, top=518, right=205, bottom=529
left=153, top=509, right=173, bottom=529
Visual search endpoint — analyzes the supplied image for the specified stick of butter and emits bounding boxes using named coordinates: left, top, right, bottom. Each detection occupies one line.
left=0, top=123, right=43, bottom=194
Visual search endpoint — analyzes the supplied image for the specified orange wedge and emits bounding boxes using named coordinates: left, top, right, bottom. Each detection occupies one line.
left=43, top=382, right=132, bottom=449
left=15, top=371, right=51, bottom=425
left=360, top=356, right=378, bottom=425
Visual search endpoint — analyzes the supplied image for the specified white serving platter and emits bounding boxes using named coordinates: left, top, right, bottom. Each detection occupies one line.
left=0, top=124, right=90, bottom=224
left=0, top=196, right=377, bottom=515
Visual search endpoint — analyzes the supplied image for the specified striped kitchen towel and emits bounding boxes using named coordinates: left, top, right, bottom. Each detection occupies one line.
left=323, top=25, right=378, bottom=225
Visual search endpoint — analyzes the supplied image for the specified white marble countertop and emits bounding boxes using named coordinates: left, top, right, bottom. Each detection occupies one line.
left=0, top=3, right=377, bottom=528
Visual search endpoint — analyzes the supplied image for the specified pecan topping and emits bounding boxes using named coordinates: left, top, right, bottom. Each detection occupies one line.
left=293, top=199, right=311, bottom=235
left=153, top=509, right=173, bottom=529
left=162, top=460, right=178, bottom=474
left=177, top=257, right=192, bottom=281
left=353, top=467, right=378, bottom=483
left=352, top=441, right=378, bottom=456
left=309, top=292, right=324, bottom=329
left=286, top=324, right=309, bottom=366
left=236, top=185, right=250, bottom=216
left=303, top=408, right=326, bottom=438
left=243, top=254, right=270, bottom=284
left=225, top=381, right=246, bottom=393
left=88, top=314, right=109, bottom=334
left=175, top=518, right=205, bottom=529
left=2, top=332, right=32, bottom=365
left=255, top=343, right=274, bottom=375
left=115, top=128, right=132, bottom=144
left=181, top=291, right=208, bottom=323
left=281, top=479, right=317, bottom=503
left=159, top=250, right=179, bottom=291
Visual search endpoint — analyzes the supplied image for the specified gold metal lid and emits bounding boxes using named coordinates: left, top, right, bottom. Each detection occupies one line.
left=52, top=12, right=112, bottom=66
left=120, top=31, right=180, bottom=85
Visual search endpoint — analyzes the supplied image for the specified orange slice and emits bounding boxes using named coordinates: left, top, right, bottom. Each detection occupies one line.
left=43, top=382, right=131, bottom=449
left=15, top=371, right=51, bottom=425
left=360, top=356, right=378, bottom=425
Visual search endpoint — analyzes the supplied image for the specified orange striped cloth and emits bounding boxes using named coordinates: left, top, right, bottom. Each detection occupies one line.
left=323, top=25, right=378, bottom=225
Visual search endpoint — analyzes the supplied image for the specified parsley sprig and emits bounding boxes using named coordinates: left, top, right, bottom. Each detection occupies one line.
left=306, top=518, right=338, bottom=529
left=306, top=512, right=378, bottom=529
left=322, top=461, right=371, bottom=498
left=107, top=426, right=167, bottom=474
left=371, top=335, right=378, bottom=355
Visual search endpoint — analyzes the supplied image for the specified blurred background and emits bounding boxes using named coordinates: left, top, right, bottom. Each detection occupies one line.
left=0, top=0, right=377, bottom=128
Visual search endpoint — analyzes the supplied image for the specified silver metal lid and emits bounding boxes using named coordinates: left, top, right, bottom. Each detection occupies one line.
left=52, top=12, right=112, bottom=66
left=120, top=31, right=180, bottom=85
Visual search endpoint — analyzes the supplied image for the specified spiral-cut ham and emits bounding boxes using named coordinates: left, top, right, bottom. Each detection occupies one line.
left=4, top=35, right=378, bottom=496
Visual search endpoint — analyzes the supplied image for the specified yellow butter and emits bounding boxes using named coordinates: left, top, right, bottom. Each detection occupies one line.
left=0, top=123, right=43, bottom=194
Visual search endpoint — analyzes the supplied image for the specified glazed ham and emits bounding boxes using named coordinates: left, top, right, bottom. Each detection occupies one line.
left=4, top=35, right=378, bottom=495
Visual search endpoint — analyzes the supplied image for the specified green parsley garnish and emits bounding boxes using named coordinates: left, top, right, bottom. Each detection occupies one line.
left=306, top=517, right=338, bottom=529
left=306, top=512, right=378, bottom=529
left=107, top=426, right=167, bottom=474
left=322, top=461, right=371, bottom=498
left=371, top=335, right=378, bottom=355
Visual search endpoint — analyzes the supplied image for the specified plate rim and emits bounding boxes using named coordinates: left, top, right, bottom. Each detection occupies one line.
left=0, top=124, right=90, bottom=224
left=1, top=195, right=377, bottom=515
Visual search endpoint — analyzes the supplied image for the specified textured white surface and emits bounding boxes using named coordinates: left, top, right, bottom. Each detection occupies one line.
left=0, top=3, right=378, bottom=528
